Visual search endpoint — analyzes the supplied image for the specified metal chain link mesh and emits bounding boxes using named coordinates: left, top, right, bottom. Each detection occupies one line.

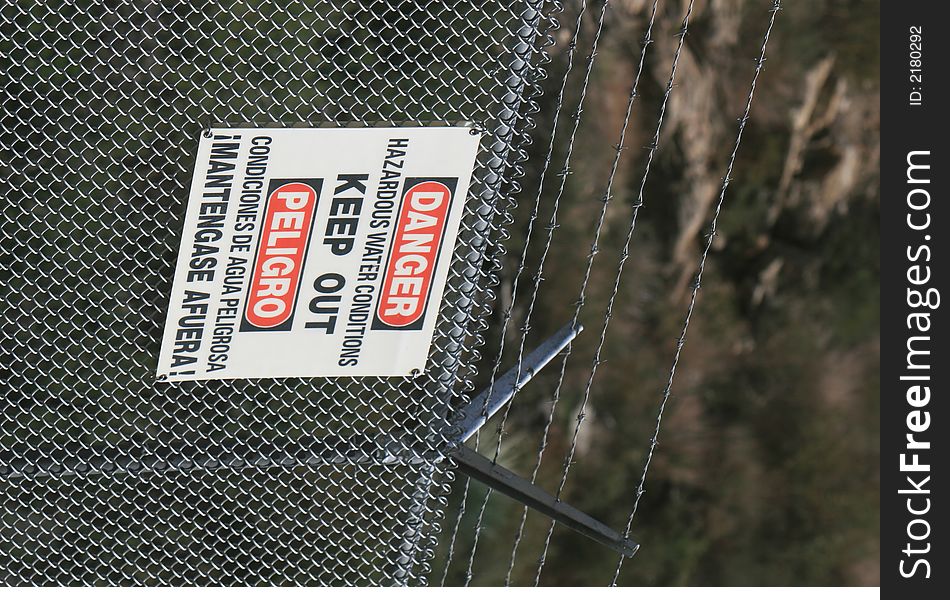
left=1, top=0, right=560, bottom=585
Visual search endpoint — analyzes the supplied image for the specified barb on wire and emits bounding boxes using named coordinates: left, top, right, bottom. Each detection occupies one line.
left=504, top=0, right=661, bottom=584
left=438, top=474, right=470, bottom=586
left=610, top=0, right=782, bottom=586
left=532, top=0, right=696, bottom=586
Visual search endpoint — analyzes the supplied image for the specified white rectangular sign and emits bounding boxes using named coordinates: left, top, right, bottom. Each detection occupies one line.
left=157, top=126, right=481, bottom=381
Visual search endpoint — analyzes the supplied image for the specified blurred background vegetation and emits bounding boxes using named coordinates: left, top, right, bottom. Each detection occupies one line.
left=435, top=0, right=880, bottom=586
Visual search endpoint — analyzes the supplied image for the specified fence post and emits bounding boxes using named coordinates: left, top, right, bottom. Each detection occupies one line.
left=389, top=0, right=545, bottom=585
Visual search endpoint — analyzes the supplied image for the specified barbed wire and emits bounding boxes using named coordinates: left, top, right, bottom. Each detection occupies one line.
left=461, top=0, right=615, bottom=586
left=504, top=0, right=661, bottom=583
left=532, top=0, right=695, bottom=585
left=610, top=0, right=783, bottom=586
left=435, top=1, right=566, bottom=584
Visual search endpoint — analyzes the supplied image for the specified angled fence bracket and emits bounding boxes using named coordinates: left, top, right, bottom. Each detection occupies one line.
left=449, top=322, right=638, bottom=558
left=455, top=322, right=581, bottom=443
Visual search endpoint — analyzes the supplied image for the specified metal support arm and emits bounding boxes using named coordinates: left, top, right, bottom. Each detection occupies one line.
left=451, top=444, right=638, bottom=557
left=450, top=321, right=638, bottom=558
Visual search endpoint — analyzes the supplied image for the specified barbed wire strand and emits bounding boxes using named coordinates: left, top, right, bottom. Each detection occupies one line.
left=435, top=2, right=567, bottom=584
left=532, top=0, right=695, bottom=586
left=461, top=0, right=616, bottom=586
left=503, top=0, right=661, bottom=583
left=438, top=473, right=469, bottom=586
left=610, top=0, right=782, bottom=586
left=438, top=0, right=592, bottom=586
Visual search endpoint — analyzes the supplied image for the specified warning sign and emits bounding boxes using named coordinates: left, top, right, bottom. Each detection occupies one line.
left=157, top=126, right=481, bottom=381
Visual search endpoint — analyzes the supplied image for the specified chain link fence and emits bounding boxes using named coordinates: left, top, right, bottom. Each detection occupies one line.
left=1, top=0, right=561, bottom=585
